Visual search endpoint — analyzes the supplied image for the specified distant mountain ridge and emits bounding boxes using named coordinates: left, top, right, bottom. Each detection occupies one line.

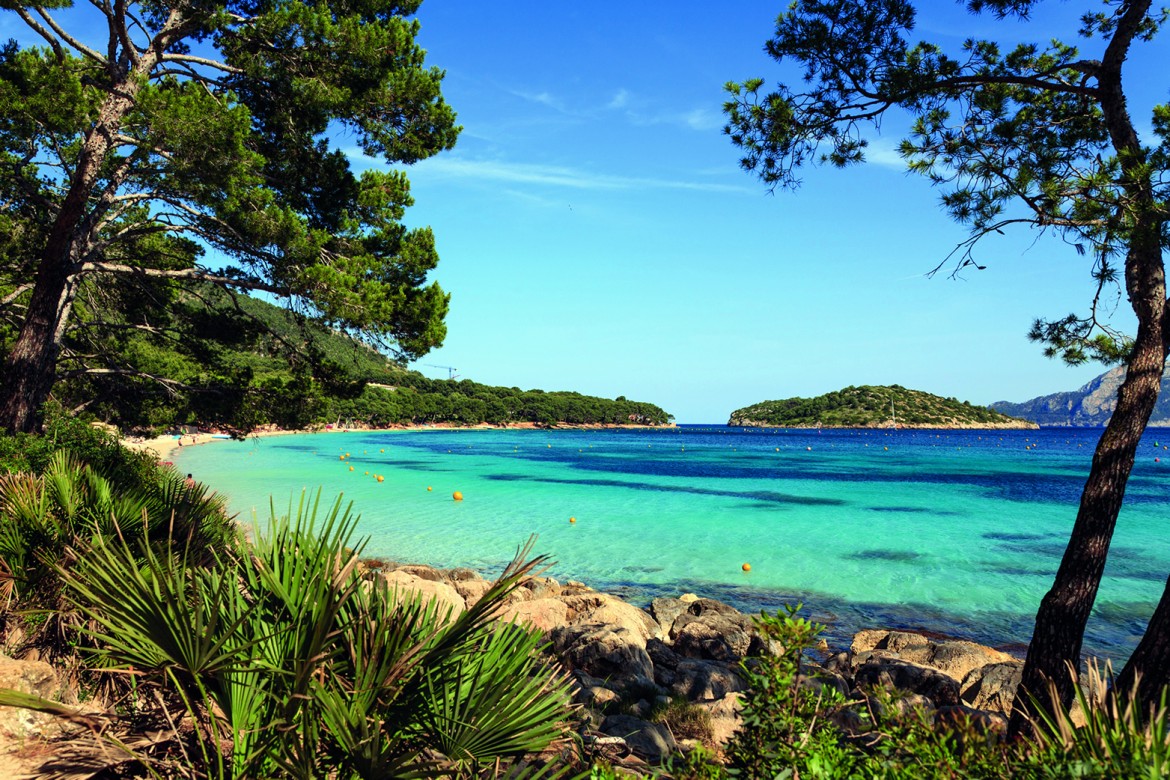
left=991, top=366, right=1170, bottom=427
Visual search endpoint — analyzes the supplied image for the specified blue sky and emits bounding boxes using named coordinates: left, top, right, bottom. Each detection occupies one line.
left=372, top=1, right=1166, bottom=422
left=5, top=2, right=1166, bottom=422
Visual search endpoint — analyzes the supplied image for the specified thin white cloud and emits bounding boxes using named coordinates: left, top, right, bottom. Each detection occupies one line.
left=623, top=105, right=724, bottom=132
left=864, top=136, right=909, bottom=170
left=510, top=88, right=574, bottom=114
left=413, top=157, right=749, bottom=194
left=508, top=83, right=721, bottom=133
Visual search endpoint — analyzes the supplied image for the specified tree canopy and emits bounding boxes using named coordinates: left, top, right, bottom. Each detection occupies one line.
left=0, top=0, right=458, bottom=433
left=725, top=0, right=1170, bottom=732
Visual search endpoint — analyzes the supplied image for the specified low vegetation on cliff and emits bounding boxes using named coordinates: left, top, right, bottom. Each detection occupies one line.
left=729, top=385, right=1033, bottom=429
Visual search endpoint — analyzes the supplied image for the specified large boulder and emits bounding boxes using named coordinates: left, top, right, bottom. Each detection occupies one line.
left=381, top=570, right=466, bottom=621
left=394, top=564, right=444, bottom=582
left=561, top=594, right=661, bottom=642
left=850, top=630, right=1016, bottom=683
left=0, top=654, right=67, bottom=739
left=500, top=597, right=570, bottom=633
left=696, top=692, right=743, bottom=748
left=960, top=661, right=1023, bottom=714
left=670, top=610, right=755, bottom=662
left=600, top=714, right=676, bottom=762
left=669, top=659, right=746, bottom=701
left=450, top=577, right=493, bottom=607
left=550, top=623, right=656, bottom=690
left=853, top=657, right=961, bottom=706
left=649, top=597, right=689, bottom=634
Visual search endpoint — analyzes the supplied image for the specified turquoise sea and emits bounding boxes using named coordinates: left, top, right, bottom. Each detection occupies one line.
left=173, top=425, right=1170, bottom=661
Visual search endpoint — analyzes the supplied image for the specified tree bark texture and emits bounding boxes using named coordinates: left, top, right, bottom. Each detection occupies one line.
left=1009, top=0, right=1168, bottom=736
left=0, top=39, right=165, bottom=433
left=1008, top=321, right=1164, bottom=734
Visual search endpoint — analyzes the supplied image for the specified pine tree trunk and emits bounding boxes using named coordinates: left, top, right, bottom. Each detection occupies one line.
left=0, top=45, right=163, bottom=433
left=0, top=250, right=80, bottom=433
left=1008, top=228, right=1167, bottom=736
left=1007, top=343, right=1163, bottom=735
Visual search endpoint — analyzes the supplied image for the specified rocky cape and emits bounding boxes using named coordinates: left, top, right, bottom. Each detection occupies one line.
left=0, top=563, right=1031, bottom=772
left=993, top=365, right=1170, bottom=427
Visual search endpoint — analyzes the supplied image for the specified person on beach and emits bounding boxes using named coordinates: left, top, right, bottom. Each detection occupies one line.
left=185, top=473, right=195, bottom=488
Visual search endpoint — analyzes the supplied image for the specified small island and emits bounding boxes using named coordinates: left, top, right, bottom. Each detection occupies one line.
left=729, top=384, right=1037, bottom=429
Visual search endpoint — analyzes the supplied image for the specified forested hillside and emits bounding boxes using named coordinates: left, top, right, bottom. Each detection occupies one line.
left=6, top=287, right=669, bottom=431
left=729, top=385, right=1033, bottom=429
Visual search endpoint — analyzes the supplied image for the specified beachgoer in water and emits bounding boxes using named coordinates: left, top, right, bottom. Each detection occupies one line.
left=185, top=473, right=195, bottom=488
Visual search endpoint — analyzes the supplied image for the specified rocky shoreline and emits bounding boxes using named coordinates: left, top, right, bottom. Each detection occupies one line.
left=0, top=561, right=1029, bottom=773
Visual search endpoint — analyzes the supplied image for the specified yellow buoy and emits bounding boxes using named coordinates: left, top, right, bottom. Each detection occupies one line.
left=339, top=454, right=345, bottom=460
left=364, top=471, right=369, bottom=475
left=376, top=475, right=384, bottom=483
left=453, top=491, right=463, bottom=501
left=349, top=465, right=354, bottom=471
left=569, top=517, right=576, bottom=524
left=380, top=448, right=385, bottom=453
left=742, top=563, right=752, bottom=572
left=427, top=486, right=433, bottom=491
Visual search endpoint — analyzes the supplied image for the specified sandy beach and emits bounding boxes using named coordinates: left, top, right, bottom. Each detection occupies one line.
left=122, top=421, right=673, bottom=461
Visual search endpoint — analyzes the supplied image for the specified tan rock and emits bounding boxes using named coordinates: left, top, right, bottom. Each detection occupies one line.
left=0, top=654, right=67, bottom=740
left=381, top=570, right=466, bottom=621
left=561, top=594, right=660, bottom=642
left=394, top=564, right=444, bottom=582
left=849, top=630, right=1016, bottom=682
left=960, top=661, right=1023, bottom=714
left=451, top=578, right=493, bottom=606
left=500, top=598, right=570, bottom=633
left=696, top=692, right=742, bottom=747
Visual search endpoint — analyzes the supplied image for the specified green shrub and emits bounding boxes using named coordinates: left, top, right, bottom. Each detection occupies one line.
left=0, top=496, right=573, bottom=778
left=0, top=450, right=236, bottom=659
left=678, top=604, right=1170, bottom=779
left=0, top=401, right=158, bottom=488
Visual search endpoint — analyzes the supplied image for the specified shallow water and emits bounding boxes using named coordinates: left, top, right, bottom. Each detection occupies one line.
left=174, top=425, right=1170, bottom=661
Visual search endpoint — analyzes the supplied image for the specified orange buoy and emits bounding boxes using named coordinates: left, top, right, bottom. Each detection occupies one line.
left=339, top=455, right=345, bottom=460
left=349, top=465, right=354, bottom=471
left=427, top=486, right=433, bottom=491
left=569, top=517, right=576, bottom=524
left=742, top=563, right=751, bottom=572
left=376, top=475, right=384, bottom=482
left=453, top=491, right=463, bottom=501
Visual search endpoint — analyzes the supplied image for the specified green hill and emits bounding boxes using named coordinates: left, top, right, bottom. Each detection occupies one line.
left=728, top=385, right=1035, bottom=429
left=53, top=287, right=672, bottom=432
